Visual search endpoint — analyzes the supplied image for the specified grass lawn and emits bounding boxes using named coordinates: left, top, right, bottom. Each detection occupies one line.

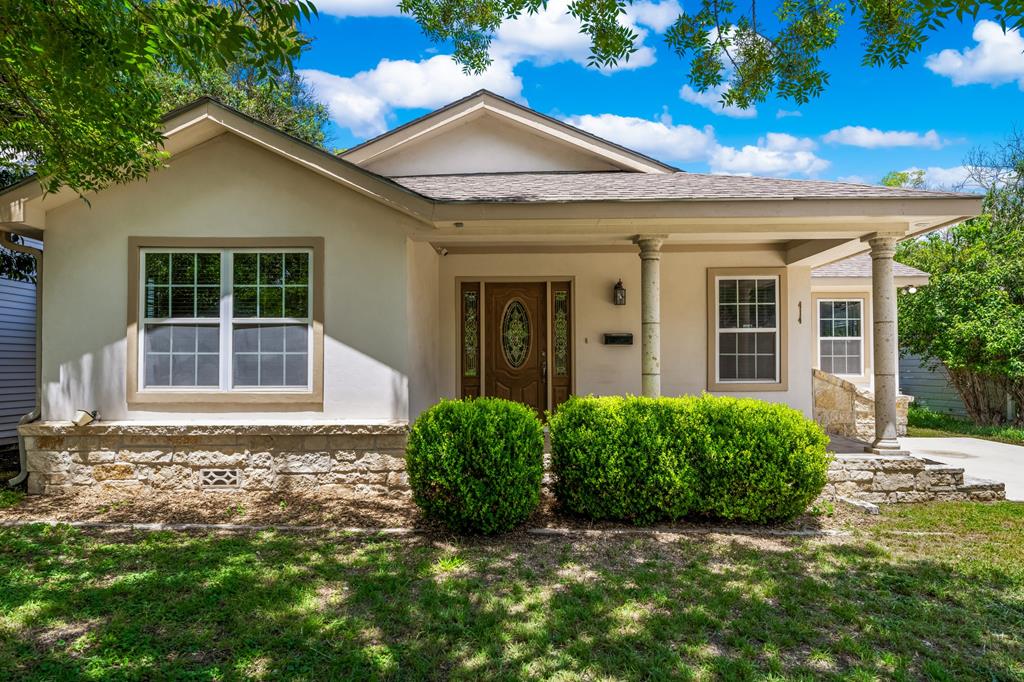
left=1, top=503, right=1022, bottom=680
left=906, top=405, right=1024, bottom=446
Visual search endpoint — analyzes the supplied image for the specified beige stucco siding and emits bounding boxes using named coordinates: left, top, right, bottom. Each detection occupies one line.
left=435, top=250, right=815, bottom=416
left=41, top=133, right=420, bottom=422
left=406, top=239, right=440, bottom=418
left=362, top=116, right=622, bottom=176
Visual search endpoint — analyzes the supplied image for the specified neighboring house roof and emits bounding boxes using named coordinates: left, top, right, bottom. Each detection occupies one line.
left=813, top=254, right=929, bottom=279
left=392, top=171, right=975, bottom=203
left=340, top=90, right=679, bottom=175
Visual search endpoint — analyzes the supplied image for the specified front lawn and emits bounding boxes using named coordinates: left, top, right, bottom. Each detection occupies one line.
left=2, top=503, right=1022, bottom=680
left=907, top=405, right=1024, bottom=446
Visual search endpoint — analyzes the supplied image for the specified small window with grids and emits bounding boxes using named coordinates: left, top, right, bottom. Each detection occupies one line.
left=818, top=299, right=863, bottom=376
left=715, top=276, right=779, bottom=383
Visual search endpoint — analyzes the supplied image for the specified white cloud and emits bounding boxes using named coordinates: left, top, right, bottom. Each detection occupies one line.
left=822, top=126, right=948, bottom=149
left=491, top=0, right=657, bottom=72
left=925, top=20, right=1024, bottom=88
left=563, top=112, right=717, bottom=163
left=679, top=84, right=757, bottom=118
left=625, top=0, right=682, bottom=32
left=565, top=111, right=828, bottom=176
left=710, top=133, right=829, bottom=176
left=904, top=165, right=974, bottom=189
left=835, top=175, right=868, bottom=185
left=776, top=109, right=802, bottom=119
left=315, top=0, right=403, bottom=17
left=299, top=56, right=523, bottom=137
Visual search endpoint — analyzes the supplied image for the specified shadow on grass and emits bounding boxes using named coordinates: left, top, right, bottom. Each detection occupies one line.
left=0, top=524, right=1021, bottom=680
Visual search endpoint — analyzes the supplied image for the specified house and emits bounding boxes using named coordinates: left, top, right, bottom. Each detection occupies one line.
left=0, top=237, right=39, bottom=452
left=0, top=91, right=982, bottom=496
left=809, top=255, right=930, bottom=440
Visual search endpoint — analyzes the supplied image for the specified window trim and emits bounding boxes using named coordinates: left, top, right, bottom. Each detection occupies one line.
left=706, top=267, right=789, bottom=392
left=813, top=293, right=870, bottom=380
left=127, top=237, right=324, bottom=409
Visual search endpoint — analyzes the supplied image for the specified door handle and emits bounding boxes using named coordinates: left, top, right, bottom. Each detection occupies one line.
left=541, top=349, right=547, bottom=383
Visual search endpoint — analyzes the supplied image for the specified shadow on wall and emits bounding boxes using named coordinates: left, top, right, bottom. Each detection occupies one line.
left=44, top=333, right=409, bottom=421
left=1, top=527, right=1019, bottom=679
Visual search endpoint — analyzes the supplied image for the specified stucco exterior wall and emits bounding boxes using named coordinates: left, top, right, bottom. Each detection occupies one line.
left=435, top=249, right=815, bottom=416
left=361, top=116, right=621, bottom=176
left=40, top=133, right=421, bottom=422
left=406, top=239, right=440, bottom=419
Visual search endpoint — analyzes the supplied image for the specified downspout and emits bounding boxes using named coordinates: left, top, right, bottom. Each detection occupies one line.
left=2, top=232, right=42, bottom=487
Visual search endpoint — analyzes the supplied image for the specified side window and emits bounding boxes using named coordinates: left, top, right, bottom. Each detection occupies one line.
left=819, top=300, right=863, bottom=375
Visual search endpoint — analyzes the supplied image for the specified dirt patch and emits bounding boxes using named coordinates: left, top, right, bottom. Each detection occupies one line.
left=0, top=487, right=871, bottom=534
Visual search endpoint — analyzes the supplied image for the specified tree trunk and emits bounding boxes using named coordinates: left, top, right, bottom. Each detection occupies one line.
left=946, top=367, right=1007, bottom=426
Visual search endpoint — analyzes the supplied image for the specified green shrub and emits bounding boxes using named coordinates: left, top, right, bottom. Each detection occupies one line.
left=406, top=398, right=544, bottom=534
left=547, top=396, right=700, bottom=524
left=686, top=395, right=831, bottom=523
left=549, top=395, right=830, bottom=524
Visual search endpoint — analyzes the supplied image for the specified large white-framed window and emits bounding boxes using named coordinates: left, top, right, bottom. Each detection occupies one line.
left=714, top=275, right=780, bottom=383
left=139, top=247, right=313, bottom=393
left=818, top=299, right=863, bottom=376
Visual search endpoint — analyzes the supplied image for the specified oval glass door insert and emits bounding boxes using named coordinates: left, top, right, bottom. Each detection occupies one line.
left=501, top=299, right=531, bottom=368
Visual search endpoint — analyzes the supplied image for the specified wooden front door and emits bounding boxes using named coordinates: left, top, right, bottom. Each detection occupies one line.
left=485, top=283, right=547, bottom=414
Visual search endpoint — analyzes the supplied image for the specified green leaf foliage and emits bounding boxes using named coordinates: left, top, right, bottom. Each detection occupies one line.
left=549, top=395, right=831, bottom=524
left=149, top=65, right=329, bottom=148
left=897, top=207, right=1024, bottom=424
left=0, top=0, right=317, bottom=194
left=399, top=0, right=1023, bottom=110
left=406, top=398, right=545, bottom=534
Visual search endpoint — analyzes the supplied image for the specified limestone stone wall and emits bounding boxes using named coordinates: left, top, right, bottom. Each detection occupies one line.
left=823, top=454, right=1004, bottom=503
left=812, top=369, right=910, bottom=441
left=19, top=422, right=410, bottom=497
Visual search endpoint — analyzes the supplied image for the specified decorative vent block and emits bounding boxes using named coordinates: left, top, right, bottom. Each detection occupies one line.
left=200, top=469, right=241, bottom=489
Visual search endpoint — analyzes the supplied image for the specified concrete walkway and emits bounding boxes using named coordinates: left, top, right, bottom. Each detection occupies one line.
left=901, top=437, right=1024, bottom=501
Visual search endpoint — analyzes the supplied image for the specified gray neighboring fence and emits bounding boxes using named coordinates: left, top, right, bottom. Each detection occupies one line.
left=899, top=353, right=968, bottom=418
left=0, top=247, right=38, bottom=447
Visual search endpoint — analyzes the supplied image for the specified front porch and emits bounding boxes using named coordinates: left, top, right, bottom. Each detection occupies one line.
left=420, top=232, right=913, bottom=454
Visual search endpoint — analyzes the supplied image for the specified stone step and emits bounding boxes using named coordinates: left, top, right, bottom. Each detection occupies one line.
left=923, top=463, right=965, bottom=489
left=958, top=476, right=1006, bottom=501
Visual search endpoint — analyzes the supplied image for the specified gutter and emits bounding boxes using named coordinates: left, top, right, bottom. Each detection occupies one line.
left=2, top=232, right=42, bottom=487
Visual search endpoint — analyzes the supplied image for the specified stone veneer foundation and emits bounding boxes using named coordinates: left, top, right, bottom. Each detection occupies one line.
left=19, top=422, right=410, bottom=497
left=19, top=421, right=1006, bottom=505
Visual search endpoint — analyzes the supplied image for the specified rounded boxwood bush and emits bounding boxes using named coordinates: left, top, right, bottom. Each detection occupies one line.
left=548, top=396, right=700, bottom=524
left=406, top=398, right=544, bottom=534
left=686, top=395, right=831, bottom=523
left=549, top=394, right=830, bottom=524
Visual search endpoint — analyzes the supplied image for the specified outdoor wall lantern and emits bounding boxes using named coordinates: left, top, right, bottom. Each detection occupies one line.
left=613, top=279, right=626, bottom=305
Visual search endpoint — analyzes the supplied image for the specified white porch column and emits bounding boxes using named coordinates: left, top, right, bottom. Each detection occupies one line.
left=634, top=236, right=665, bottom=397
left=867, top=234, right=907, bottom=453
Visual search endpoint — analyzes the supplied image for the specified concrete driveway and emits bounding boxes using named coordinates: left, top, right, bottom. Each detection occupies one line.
left=901, top=437, right=1024, bottom=501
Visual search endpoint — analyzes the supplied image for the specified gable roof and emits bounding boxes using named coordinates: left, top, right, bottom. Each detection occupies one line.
left=339, top=90, right=679, bottom=174
left=813, top=254, right=929, bottom=279
left=392, top=171, right=977, bottom=203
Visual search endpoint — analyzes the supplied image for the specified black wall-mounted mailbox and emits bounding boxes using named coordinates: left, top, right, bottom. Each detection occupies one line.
left=602, top=333, right=634, bottom=346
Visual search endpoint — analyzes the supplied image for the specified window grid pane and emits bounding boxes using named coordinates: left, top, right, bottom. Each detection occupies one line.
left=143, top=323, right=219, bottom=388
left=232, top=324, right=309, bottom=388
left=818, top=299, right=863, bottom=375
left=144, top=252, right=221, bottom=320
left=233, top=251, right=311, bottom=319
left=718, top=278, right=777, bottom=331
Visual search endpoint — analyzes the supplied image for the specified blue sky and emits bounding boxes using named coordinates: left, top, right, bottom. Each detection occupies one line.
left=296, top=2, right=1024, bottom=187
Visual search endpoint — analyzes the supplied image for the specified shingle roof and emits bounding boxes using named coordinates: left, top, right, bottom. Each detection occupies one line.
left=813, top=254, right=929, bottom=279
left=390, top=171, right=976, bottom=203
